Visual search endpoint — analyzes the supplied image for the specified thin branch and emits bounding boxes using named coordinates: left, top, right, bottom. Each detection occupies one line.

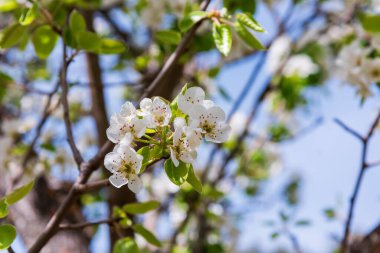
left=334, top=118, right=365, bottom=142
left=7, top=246, right=15, bottom=253
left=340, top=110, right=380, bottom=253
left=60, top=44, right=84, bottom=166
left=139, top=0, right=211, bottom=100
left=75, top=179, right=110, bottom=193
left=59, top=218, right=119, bottom=230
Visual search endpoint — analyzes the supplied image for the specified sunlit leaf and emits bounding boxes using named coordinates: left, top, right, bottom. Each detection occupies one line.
left=212, top=23, right=232, bottom=56
left=235, top=21, right=265, bottom=50
left=99, top=38, right=125, bottom=54
left=76, top=30, right=101, bottom=51
left=0, top=0, right=18, bottom=12
left=0, top=24, right=27, bottom=49
left=164, top=159, right=189, bottom=186
left=32, top=25, right=59, bottom=59
left=186, top=165, right=202, bottom=193
left=5, top=180, right=34, bottom=205
left=236, top=13, right=265, bottom=32
left=132, top=224, right=162, bottom=247
left=69, top=10, right=86, bottom=32
left=123, top=200, right=160, bottom=214
left=19, top=3, right=38, bottom=26
left=0, top=199, right=9, bottom=218
left=113, top=238, right=139, bottom=253
left=0, top=224, right=16, bottom=250
left=155, top=30, right=181, bottom=45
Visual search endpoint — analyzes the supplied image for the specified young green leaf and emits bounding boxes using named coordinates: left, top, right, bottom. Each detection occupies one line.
left=186, top=165, right=202, bottom=193
left=5, top=180, right=34, bottom=205
left=179, top=11, right=206, bottom=32
left=155, top=30, right=181, bottom=45
left=236, top=13, right=265, bottom=32
left=99, top=38, right=125, bottom=54
left=123, top=200, right=160, bottom=214
left=212, top=23, right=232, bottom=56
left=137, top=146, right=150, bottom=173
left=19, top=3, right=38, bottom=26
left=295, top=220, right=311, bottom=226
left=77, top=31, right=101, bottom=51
left=32, top=25, right=59, bottom=59
left=132, top=224, right=162, bottom=247
left=359, top=13, right=380, bottom=33
left=235, top=21, right=265, bottom=50
left=164, top=159, right=189, bottom=186
left=0, top=0, right=18, bottom=12
left=0, top=224, right=16, bottom=250
left=0, top=199, right=9, bottom=218
left=113, top=238, right=139, bottom=253
left=0, top=24, right=27, bottom=49
left=69, top=10, right=86, bottom=32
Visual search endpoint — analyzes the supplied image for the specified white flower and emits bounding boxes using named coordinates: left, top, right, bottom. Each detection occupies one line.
left=189, top=104, right=231, bottom=143
left=283, top=54, right=319, bottom=78
left=170, top=118, right=197, bottom=167
left=364, top=58, right=380, bottom=83
left=336, top=41, right=369, bottom=87
left=104, top=145, right=143, bottom=193
left=139, top=97, right=172, bottom=128
left=267, top=35, right=292, bottom=74
left=178, top=87, right=206, bottom=115
left=106, top=102, right=146, bottom=143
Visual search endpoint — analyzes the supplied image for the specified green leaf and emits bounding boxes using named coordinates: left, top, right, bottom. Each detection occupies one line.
left=212, top=23, right=232, bottom=56
left=164, top=159, right=189, bottom=186
left=0, top=24, right=27, bottom=49
left=0, top=199, right=9, bottom=218
left=69, top=10, right=86, bottom=32
left=179, top=11, right=206, bottom=32
left=0, top=0, right=17, bottom=12
left=132, top=224, right=162, bottom=247
left=19, top=3, right=38, bottom=26
left=32, top=25, right=59, bottom=59
left=295, top=220, right=311, bottom=226
left=155, top=30, right=181, bottom=45
left=5, top=180, right=34, bottom=205
left=123, top=200, right=160, bottom=214
left=324, top=208, right=335, bottom=219
left=186, top=165, right=202, bottom=193
left=137, top=146, right=150, bottom=173
left=113, top=238, right=139, bottom=253
left=77, top=30, right=101, bottom=51
left=236, top=13, right=264, bottom=32
left=270, top=232, right=279, bottom=239
left=235, top=21, right=265, bottom=50
left=0, top=224, right=16, bottom=250
left=99, top=38, right=125, bottom=54
left=359, top=13, right=380, bottom=33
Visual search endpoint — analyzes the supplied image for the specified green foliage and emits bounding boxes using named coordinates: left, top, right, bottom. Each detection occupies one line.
left=324, top=208, right=336, bottom=220
left=77, top=30, right=101, bottom=51
left=113, top=238, right=139, bottom=253
left=236, top=13, right=264, bottom=32
left=132, top=224, right=162, bottom=247
left=268, top=123, right=291, bottom=142
left=0, top=199, right=9, bottom=219
left=69, top=10, right=87, bottom=32
left=99, top=39, right=126, bottom=54
left=32, top=25, right=59, bottom=59
left=165, top=159, right=190, bottom=186
left=123, top=200, right=160, bottom=214
left=4, top=180, right=35, bottom=205
left=186, top=165, right=203, bottom=193
left=137, top=145, right=162, bottom=173
left=155, top=30, right=182, bottom=45
left=235, top=21, right=264, bottom=50
left=0, top=24, right=27, bottom=49
left=212, top=23, right=232, bottom=56
left=283, top=176, right=300, bottom=206
left=179, top=11, right=207, bottom=32
left=359, top=12, right=380, bottom=33
left=224, top=0, right=256, bottom=14
left=0, top=224, right=16, bottom=250
left=19, top=3, right=38, bottom=26
left=0, top=0, right=18, bottom=12
left=295, top=219, right=311, bottom=226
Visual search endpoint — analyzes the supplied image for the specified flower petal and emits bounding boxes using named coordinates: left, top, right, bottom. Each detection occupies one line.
left=120, top=102, right=137, bottom=117
left=205, top=122, right=231, bottom=143
left=170, top=148, right=180, bottom=167
left=109, top=173, right=128, bottom=188
left=178, top=87, right=205, bottom=115
left=104, top=152, right=122, bottom=173
left=128, top=174, right=142, bottom=193
left=207, top=106, right=226, bottom=122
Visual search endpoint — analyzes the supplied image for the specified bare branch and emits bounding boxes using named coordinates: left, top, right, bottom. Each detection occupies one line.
left=59, top=218, right=119, bottom=230
left=75, top=179, right=110, bottom=193
left=60, top=45, right=84, bottom=166
left=334, top=118, right=365, bottom=142
left=340, top=110, right=380, bottom=253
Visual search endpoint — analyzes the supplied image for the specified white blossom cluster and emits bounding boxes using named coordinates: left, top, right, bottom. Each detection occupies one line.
left=336, top=39, right=380, bottom=97
left=104, top=86, right=231, bottom=193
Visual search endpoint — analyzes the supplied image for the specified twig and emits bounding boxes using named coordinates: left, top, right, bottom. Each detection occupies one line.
left=60, top=44, right=84, bottom=167
left=339, top=110, right=380, bottom=253
left=75, top=179, right=110, bottom=193
left=59, top=218, right=119, bottom=230
left=7, top=246, right=15, bottom=253
left=139, top=0, right=211, bottom=100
